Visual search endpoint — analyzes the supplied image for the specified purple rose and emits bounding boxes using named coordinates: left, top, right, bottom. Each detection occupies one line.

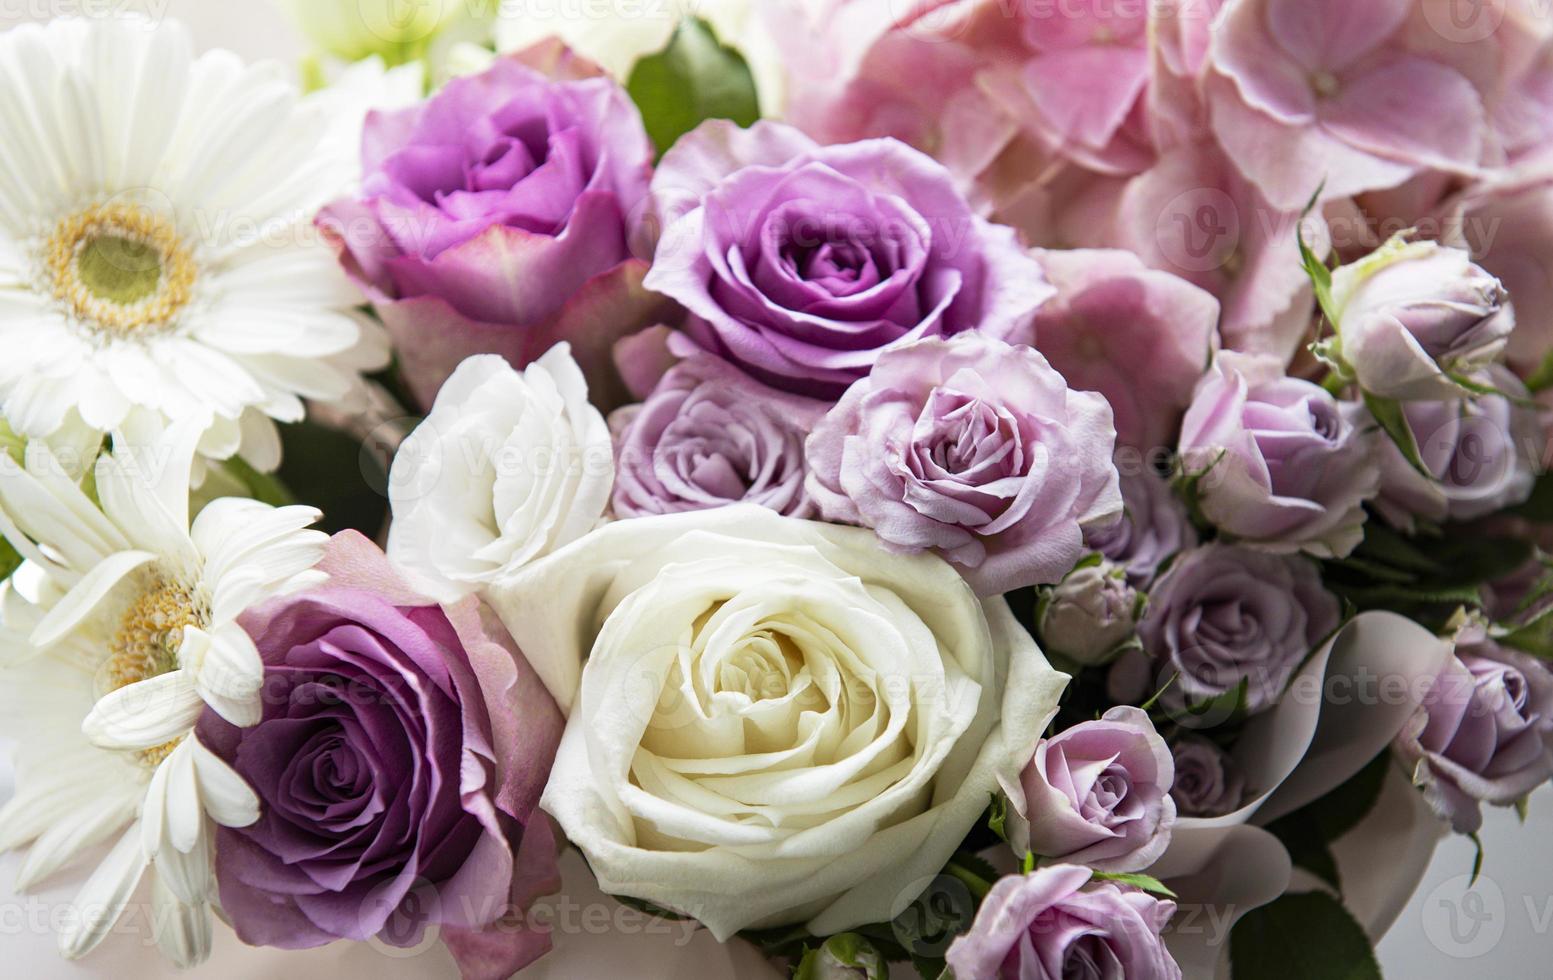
left=610, top=351, right=827, bottom=518
left=1140, top=544, right=1340, bottom=716
left=1179, top=352, right=1379, bottom=558
left=1008, top=707, right=1176, bottom=872
left=946, top=865, right=1181, bottom=980
left=1395, top=636, right=1553, bottom=834
left=1038, top=560, right=1140, bottom=666
left=1084, top=469, right=1198, bottom=586
left=1169, top=736, right=1246, bottom=818
left=806, top=334, right=1122, bottom=594
left=640, top=120, right=1053, bottom=397
left=198, top=533, right=564, bottom=980
left=1375, top=365, right=1540, bottom=531
left=321, top=53, right=670, bottom=409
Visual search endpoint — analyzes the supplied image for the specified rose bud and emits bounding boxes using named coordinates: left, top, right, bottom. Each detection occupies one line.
left=1395, top=637, right=1553, bottom=834
left=1139, top=543, right=1340, bottom=717
left=946, top=866, right=1181, bottom=980
left=1374, top=365, right=1540, bottom=532
left=793, top=934, right=886, bottom=980
left=1329, top=237, right=1513, bottom=402
left=1179, top=352, right=1379, bottom=558
left=1006, top=707, right=1176, bottom=873
left=1170, top=736, right=1246, bottom=818
left=1039, top=559, right=1141, bottom=666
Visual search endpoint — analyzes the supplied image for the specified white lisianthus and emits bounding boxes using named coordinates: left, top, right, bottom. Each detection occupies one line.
left=387, top=345, right=613, bottom=601
left=485, top=505, right=1066, bottom=939
left=493, top=0, right=785, bottom=114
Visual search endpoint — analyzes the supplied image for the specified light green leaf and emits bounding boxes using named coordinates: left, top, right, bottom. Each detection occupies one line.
left=1089, top=871, right=1177, bottom=899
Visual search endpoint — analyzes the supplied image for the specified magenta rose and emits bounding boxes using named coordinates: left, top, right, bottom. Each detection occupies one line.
left=610, top=352, right=827, bottom=518
left=1179, top=352, right=1379, bottom=558
left=1139, top=543, right=1340, bottom=717
left=1395, top=636, right=1553, bottom=834
left=321, top=53, right=670, bottom=409
left=1007, top=707, right=1176, bottom=873
left=946, top=865, right=1181, bottom=980
left=639, top=120, right=1052, bottom=397
left=197, top=533, right=564, bottom=980
left=806, top=334, right=1122, bottom=594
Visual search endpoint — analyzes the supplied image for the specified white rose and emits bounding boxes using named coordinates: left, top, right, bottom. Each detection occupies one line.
left=277, top=0, right=469, bottom=62
left=388, top=345, right=612, bottom=601
left=485, top=505, right=1066, bottom=938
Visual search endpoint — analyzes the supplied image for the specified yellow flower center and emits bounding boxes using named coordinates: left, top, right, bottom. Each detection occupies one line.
left=44, top=202, right=196, bottom=339
left=106, top=577, right=203, bottom=767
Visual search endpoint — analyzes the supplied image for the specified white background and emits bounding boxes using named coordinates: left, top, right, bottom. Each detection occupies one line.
left=1, top=1, right=1551, bottom=977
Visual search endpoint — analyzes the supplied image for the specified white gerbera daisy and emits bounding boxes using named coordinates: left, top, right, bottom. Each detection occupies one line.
left=0, top=415, right=329, bottom=964
left=0, top=15, right=389, bottom=466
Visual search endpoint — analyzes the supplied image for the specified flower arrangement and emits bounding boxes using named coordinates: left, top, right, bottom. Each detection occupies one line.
left=1, top=4, right=1552, bottom=978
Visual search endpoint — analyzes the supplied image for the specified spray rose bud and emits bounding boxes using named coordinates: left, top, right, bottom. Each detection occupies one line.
left=794, top=935, right=886, bottom=980
left=1040, top=559, right=1141, bottom=666
left=1329, top=237, right=1513, bottom=402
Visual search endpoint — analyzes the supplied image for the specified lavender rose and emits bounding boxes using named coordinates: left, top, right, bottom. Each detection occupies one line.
left=1084, top=469, right=1198, bottom=586
left=321, top=53, right=669, bottom=409
left=806, top=334, right=1122, bottom=594
left=611, top=352, right=827, bottom=517
left=640, top=120, right=1053, bottom=397
left=1376, top=365, right=1540, bottom=531
left=1329, top=237, right=1513, bottom=402
left=1180, top=352, right=1379, bottom=558
left=198, top=533, right=564, bottom=979
left=1395, top=636, right=1553, bottom=834
left=1170, top=737, right=1246, bottom=818
left=1007, top=707, right=1175, bottom=872
left=945, top=865, right=1181, bottom=980
left=1140, top=544, right=1341, bottom=717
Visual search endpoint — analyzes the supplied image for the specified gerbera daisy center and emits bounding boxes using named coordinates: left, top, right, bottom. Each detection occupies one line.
left=108, top=577, right=203, bottom=767
left=44, top=202, right=196, bottom=339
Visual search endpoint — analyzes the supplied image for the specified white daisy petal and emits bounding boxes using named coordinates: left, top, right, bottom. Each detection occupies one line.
left=29, top=549, right=156, bottom=648
left=189, top=736, right=260, bottom=828
left=81, top=670, right=204, bottom=751
left=162, top=749, right=203, bottom=857
left=58, top=826, right=149, bottom=961
left=151, top=873, right=211, bottom=969
left=184, top=624, right=262, bottom=727
left=14, top=794, right=137, bottom=892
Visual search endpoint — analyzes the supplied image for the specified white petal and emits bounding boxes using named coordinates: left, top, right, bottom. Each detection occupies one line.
left=58, top=826, right=148, bottom=960
left=14, top=795, right=137, bottom=891
left=152, top=874, right=211, bottom=968
left=187, top=623, right=262, bottom=727
left=29, top=549, right=156, bottom=648
left=190, top=735, right=259, bottom=828
left=81, top=670, right=203, bottom=750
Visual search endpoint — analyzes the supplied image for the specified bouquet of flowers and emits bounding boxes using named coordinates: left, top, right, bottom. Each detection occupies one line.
left=1, top=2, right=1552, bottom=978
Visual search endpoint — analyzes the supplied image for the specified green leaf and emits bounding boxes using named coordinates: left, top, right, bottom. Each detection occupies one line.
left=1230, top=892, right=1382, bottom=980
left=0, top=537, right=20, bottom=583
left=627, top=18, right=760, bottom=158
left=1363, top=392, right=1432, bottom=479
left=1089, top=872, right=1178, bottom=899
left=1468, top=832, right=1485, bottom=886
left=1021, top=851, right=1036, bottom=875
left=987, top=794, right=1008, bottom=842
left=1509, top=472, right=1553, bottom=523
left=1525, top=347, right=1553, bottom=394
